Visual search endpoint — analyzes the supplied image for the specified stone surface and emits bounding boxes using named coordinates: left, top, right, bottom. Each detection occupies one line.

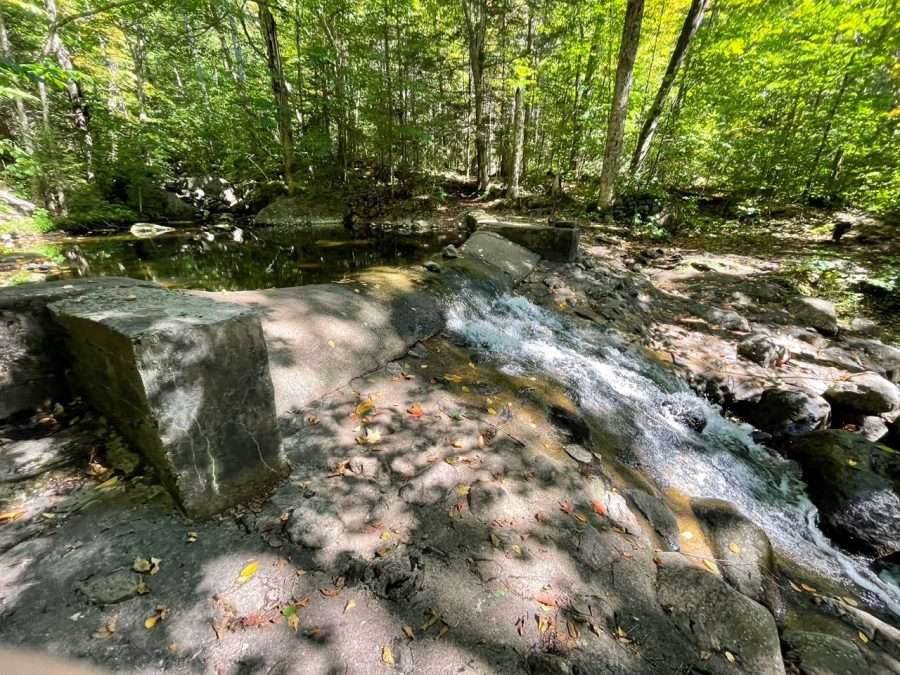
left=253, top=196, right=341, bottom=227
left=785, top=430, right=900, bottom=557
left=691, top=498, right=784, bottom=622
left=781, top=630, right=870, bottom=675
left=0, top=428, right=86, bottom=483
left=205, top=281, right=442, bottom=414
left=0, top=277, right=152, bottom=420
left=459, top=231, right=540, bottom=285
left=627, top=488, right=680, bottom=550
left=50, top=285, right=284, bottom=517
left=843, top=338, right=900, bottom=385
left=77, top=570, right=146, bottom=605
left=826, top=372, right=900, bottom=415
left=656, top=552, right=785, bottom=675
left=737, top=333, right=790, bottom=368
left=792, top=296, right=838, bottom=335
left=480, top=221, right=579, bottom=262
left=564, top=444, right=593, bottom=463
left=736, top=388, right=831, bottom=437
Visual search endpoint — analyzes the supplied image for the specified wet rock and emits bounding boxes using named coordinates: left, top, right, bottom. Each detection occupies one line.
left=737, top=334, right=790, bottom=368
left=848, top=415, right=890, bottom=443
left=785, top=430, right=900, bottom=557
left=548, top=405, right=592, bottom=445
left=627, top=489, right=680, bottom=550
left=564, top=444, right=593, bottom=463
left=781, top=630, right=869, bottom=675
left=792, top=297, right=838, bottom=336
left=691, top=498, right=784, bottom=623
left=442, top=244, right=460, bottom=259
left=459, top=231, right=540, bottom=285
left=50, top=285, right=285, bottom=517
left=78, top=570, right=146, bottom=605
left=424, top=260, right=442, bottom=273
left=825, top=372, right=900, bottom=415
left=661, top=395, right=707, bottom=432
left=399, top=462, right=458, bottom=506
left=736, top=388, right=831, bottom=437
left=655, top=552, right=785, bottom=675
left=582, top=478, right=643, bottom=537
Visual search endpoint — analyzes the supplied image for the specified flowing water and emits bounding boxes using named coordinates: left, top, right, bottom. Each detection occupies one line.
left=446, top=289, right=900, bottom=617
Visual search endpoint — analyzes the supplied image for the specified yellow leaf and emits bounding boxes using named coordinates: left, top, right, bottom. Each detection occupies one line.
left=728, top=542, right=741, bottom=554
left=344, top=599, right=356, bottom=613
left=144, top=615, right=158, bottom=630
left=858, top=631, right=869, bottom=644
left=451, top=439, right=463, bottom=448
left=95, top=476, right=119, bottom=490
left=444, top=374, right=464, bottom=383
left=0, top=511, right=24, bottom=523
left=402, top=625, right=415, bottom=640
left=800, top=583, right=817, bottom=593
left=287, top=613, right=300, bottom=632
left=456, top=484, right=471, bottom=496
left=380, top=530, right=393, bottom=541
left=788, top=580, right=802, bottom=592
left=487, top=407, right=498, bottom=416
left=356, top=398, right=374, bottom=417
left=382, top=645, right=395, bottom=665
left=702, top=559, right=717, bottom=573
left=842, top=596, right=859, bottom=607
left=461, top=386, right=470, bottom=393
left=725, top=650, right=736, bottom=663
left=238, top=561, right=258, bottom=583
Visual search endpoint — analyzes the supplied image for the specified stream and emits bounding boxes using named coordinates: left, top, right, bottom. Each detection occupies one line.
left=446, top=288, right=900, bottom=617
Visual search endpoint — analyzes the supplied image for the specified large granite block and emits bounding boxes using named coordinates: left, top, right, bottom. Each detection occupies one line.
left=459, top=231, right=540, bottom=285
left=49, top=285, right=285, bottom=516
left=482, top=222, right=579, bottom=262
left=0, top=277, right=152, bottom=420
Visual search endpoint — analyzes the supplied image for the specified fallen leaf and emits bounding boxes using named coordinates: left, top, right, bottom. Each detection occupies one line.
left=144, top=615, right=159, bottom=630
left=728, top=542, right=742, bottom=554
left=788, top=580, right=802, bottom=592
left=382, top=646, right=395, bottom=665
left=537, top=615, right=551, bottom=634
left=574, top=513, right=588, bottom=524
left=238, top=560, right=258, bottom=583
left=380, top=530, right=393, bottom=541
left=407, top=404, right=425, bottom=418
left=724, top=650, right=736, bottom=663
left=144, top=606, right=169, bottom=630
left=841, top=596, right=859, bottom=607
left=95, top=476, right=119, bottom=490
left=451, top=439, right=464, bottom=448
left=186, top=531, right=199, bottom=544
left=800, top=583, right=817, bottom=593
left=702, top=559, right=717, bottom=573
left=133, top=557, right=152, bottom=573
left=356, top=398, right=375, bottom=417
left=344, top=599, right=356, bottom=613
left=92, top=616, right=118, bottom=640
left=559, top=500, right=574, bottom=514
left=402, top=625, right=415, bottom=640
left=328, top=340, right=336, bottom=349
left=444, top=374, right=464, bottom=383
left=287, top=613, right=300, bottom=632
left=456, top=484, right=471, bottom=496
left=534, top=593, right=556, bottom=608
left=590, top=500, right=607, bottom=516
left=0, top=511, right=24, bottom=523
left=490, top=533, right=502, bottom=548
left=858, top=631, right=869, bottom=644
left=847, top=458, right=860, bottom=469
left=355, top=427, right=383, bottom=445
left=486, top=407, right=498, bottom=416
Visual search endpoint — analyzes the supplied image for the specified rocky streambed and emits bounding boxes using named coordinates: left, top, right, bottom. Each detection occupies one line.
left=1, top=212, right=899, bottom=675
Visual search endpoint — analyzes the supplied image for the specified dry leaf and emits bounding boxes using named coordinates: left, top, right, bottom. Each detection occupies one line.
left=534, top=593, right=556, bottom=608
left=702, top=559, right=717, bottom=573
left=591, top=500, right=607, bottom=516
left=287, top=613, right=300, bottom=632
left=0, top=511, right=24, bottom=523
left=456, top=484, right=471, bottom=496
left=724, top=650, right=736, bottom=663
left=537, top=615, right=551, bottom=634
left=800, top=583, right=817, bottom=593
left=574, top=513, right=588, bottom=524
left=144, top=615, right=159, bottom=630
left=382, top=646, right=395, bottom=665
left=380, top=530, right=393, bottom=541
left=344, top=599, right=356, bottom=613
left=92, top=616, right=118, bottom=639
left=356, top=398, right=375, bottom=417
left=788, top=580, right=802, bottom=592
left=186, top=531, right=199, bottom=544
left=486, top=407, right=498, bottom=416
left=444, top=374, right=464, bottom=383
left=238, top=560, right=258, bottom=583
left=858, top=631, right=869, bottom=644
left=407, top=404, right=425, bottom=418
left=728, top=542, right=741, bottom=554
left=133, top=557, right=152, bottom=573
left=559, top=500, right=574, bottom=514
left=356, top=427, right=383, bottom=445
left=402, top=625, right=415, bottom=640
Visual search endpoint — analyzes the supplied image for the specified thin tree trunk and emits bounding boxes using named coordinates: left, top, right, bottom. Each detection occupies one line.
left=0, top=10, right=33, bottom=154
left=462, top=0, right=489, bottom=192
left=258, top=2, right=296, bottom=192
left=509, top=85, right=525, bottom=198
left=804, top=63, right=853, bottom=199
left=598, top=0, right=645, bottom=207
left=629, top=0, right=708, bottom=177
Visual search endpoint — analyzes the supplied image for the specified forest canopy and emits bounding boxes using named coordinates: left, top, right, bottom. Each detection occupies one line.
left=1, top=0, right=898, bottom=223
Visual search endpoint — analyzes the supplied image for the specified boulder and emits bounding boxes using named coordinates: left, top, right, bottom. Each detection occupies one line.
left=480, top=221, right=579, bottom=262
left=0, top=277, right=153, bottom=420
left=655, top=552, right=785, bottom=675
left=49, top=285, right=285, bottom=517
left=627, top=489, right=680, bottom=550
left=254, top=196, right=342, bottom=228
left=691, top=498, right=784, bottom=622
left=736, top=388, right=831, bottom=437
left=702, top=306, right=751, bottom=332
left=463, top=209, right=498, bottom=230
left=737, top=334, right=790, bottom=368
left=842, top=338, right=900, bottom=385
left=792, top=297, right=838, bottom=336
left=781, top=630, right=869, bottom=675
left=785, top=430, right=900, bottom=557
left=825, top=372, right=900, bottom=415
left=459, top=231, right=540, bottom=285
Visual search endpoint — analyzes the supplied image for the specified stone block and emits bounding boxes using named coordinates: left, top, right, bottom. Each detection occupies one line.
left=0, top=277, right=151, bottom=420
left=482, top=222, right=579, bottom=262
left=49, top=285, right=284, bottom=516
left=459, top=231, right=539, bottom=285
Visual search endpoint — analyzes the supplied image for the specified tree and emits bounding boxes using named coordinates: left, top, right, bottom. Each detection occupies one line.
left=629, top=0, right=709, bottom=178
left=598, top=0, right=645, bottom=207
left=462, top=0, right=489, bottom=193
left=258, top=1, right=296, bottom=192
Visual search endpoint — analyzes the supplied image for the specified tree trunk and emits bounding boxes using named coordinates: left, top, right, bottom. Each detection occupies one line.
left=508, top=85, right=525, bottom=198
left=0, top=9, right=33, bottom=154
left=629, top=0, right=708, bottom=177
left=804, top=64, right=853, bottom=199
left=258, top=1, right=296, bottom=192
left=462, top=0, right=489, bottom=192
left=598, top=0, right=644, bottom=207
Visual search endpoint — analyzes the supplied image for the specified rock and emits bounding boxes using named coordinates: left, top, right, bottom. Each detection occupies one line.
left=0, top=277, right=154, bottom=420
left=781, top=630, right=869, bottom=675
left=463, top=209, right=498, bottom=230
left=457, top=231, right=540, bottom=286
left=78, top=570, right=146, bottom=605
left=0, top=428, right=86, bottom=482
left=564, top=444, right=593, bottom=463
left=737, top=334, right=790, bottom=368
left=825, top=372, right=900, bottom=415
left=130, top=222, right=175, bottom=238
left=285, top=495, right=342, bottom=549
left=442, top=244, right=460, bottom=259
left=480, top=221, right=580, bottom=262
left=785, top=430, right=900, bottom=557
left=736, top=388, right=831, bottom=437
left=129, top=186, right=201, bottom=222
left=842, top=338, right=900, bottom=385
left=49, top=285, right=285, bottom=517
left=853, top=415, right=890, bottom=443
left=399, top=462, right=458, bottom=506
left=655, top=552, right=785, bottom=675
left=660, top=394, right=707, bottom=432
left=691, top=498, right=784, bottom=622
left=204, top=283, right=442, bottom=414
left=254, top=196, right=342, bottom=227
left=627, top=489, right=680, bottom=550
left=702, top=306, right=750, bottom=332
left=792, top=297, right=838, bottom=336
left=424, top=260, right=442, bottom=272
left=364, top=552, right=423, bottom=601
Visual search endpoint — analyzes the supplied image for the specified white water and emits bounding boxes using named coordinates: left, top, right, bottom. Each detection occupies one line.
left=447, top=290, right=900, bottom=616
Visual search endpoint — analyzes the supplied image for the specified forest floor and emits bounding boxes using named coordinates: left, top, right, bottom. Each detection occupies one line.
left=1, top=193, right=900, bottom=674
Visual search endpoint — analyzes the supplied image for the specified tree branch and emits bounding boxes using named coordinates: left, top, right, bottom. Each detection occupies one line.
left=55, top=0, right=143, bottom=30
